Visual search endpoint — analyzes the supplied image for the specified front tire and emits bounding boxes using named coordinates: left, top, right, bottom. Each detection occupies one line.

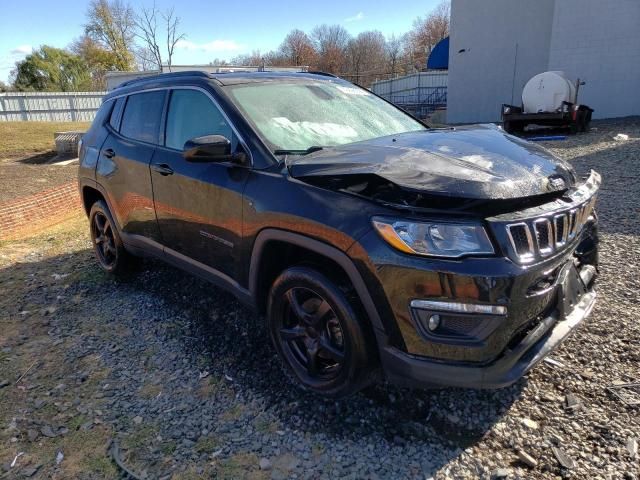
left=267, top=266, right=375, bottom=398
left=89, top=200, right=136, bottom=276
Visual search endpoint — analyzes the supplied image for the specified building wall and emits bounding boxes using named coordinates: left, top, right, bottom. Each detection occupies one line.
left=548, top=0, right=640, bottom=119
left=448, top=0, right=640, bottom=123
left=447, top=0, right=555, bottom=123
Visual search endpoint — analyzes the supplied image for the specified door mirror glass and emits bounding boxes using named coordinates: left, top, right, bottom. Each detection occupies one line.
left=183, top=135, right=232, bottom=162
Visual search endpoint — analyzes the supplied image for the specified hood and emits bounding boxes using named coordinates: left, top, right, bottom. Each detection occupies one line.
left=287, top=124, right=576, bottom=201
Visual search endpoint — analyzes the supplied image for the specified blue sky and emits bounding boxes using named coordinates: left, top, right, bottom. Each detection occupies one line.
left=0, top=0, right=439, bottom=83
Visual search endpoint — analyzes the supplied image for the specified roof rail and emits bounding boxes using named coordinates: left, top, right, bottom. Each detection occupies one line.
left=117, top=70, right=212, bottom=88
left=306, top=71, right=338, bottom=78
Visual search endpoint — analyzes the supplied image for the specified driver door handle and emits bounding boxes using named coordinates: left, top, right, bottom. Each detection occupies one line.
left=151, top=163, right=174, bottom=176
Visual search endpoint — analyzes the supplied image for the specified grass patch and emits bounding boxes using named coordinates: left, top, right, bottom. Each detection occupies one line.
left=68, top=415, right=88, bottom=431
left=216, top=452, right=266, bottom=480
left=18, top=426, right=117, bottom=478
left=0, top=121, right=91, bottom=159
left=160, top=440, right=177, bottom=455
left=219, top=403, right=245, bottom=421
left=139, top=382, right=162, bottom=399
left=195, top=436, right=219, bottom=454
left=254, top=417, right=279, bottom=434
left=122, top=425, right=157, bottom=450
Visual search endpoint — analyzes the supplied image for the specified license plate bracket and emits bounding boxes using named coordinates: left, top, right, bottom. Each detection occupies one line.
left=558, top=263, right=588, bottom=319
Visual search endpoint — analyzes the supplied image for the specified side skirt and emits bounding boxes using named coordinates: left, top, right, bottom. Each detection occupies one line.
left=120, top=232, right=256, bottom=310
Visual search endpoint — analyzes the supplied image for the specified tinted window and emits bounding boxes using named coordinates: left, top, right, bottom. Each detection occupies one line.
left=92, top=99, right=114, bottom=128
left=165, top=89, right=234, bottom=150
left=109, top=97, right=125, bottom=131
left=120, top=91, right=165, bottom=144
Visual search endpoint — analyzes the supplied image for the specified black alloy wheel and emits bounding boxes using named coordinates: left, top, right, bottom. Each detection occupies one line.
left=267, top=266, right=375, bottom=398
left=88, top=200, right=136, bottom=275
left=91, top=211, right=117, bottom=269
left=280, top=286, right=346, bottom=381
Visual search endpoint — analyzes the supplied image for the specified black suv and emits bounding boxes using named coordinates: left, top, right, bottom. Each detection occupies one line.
left=79, top=71, right=600, bottom=397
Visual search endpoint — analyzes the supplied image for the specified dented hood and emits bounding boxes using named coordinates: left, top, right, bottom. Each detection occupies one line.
left=287, top=124, right=576, bottom=200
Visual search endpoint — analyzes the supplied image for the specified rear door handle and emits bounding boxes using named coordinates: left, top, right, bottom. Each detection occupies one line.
left=103, top=148, right=115, bottom=159
left=151, top=163, right=174, bottom=176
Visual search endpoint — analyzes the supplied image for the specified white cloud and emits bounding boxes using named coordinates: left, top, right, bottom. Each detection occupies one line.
left=175, top=39, right=244, bottom=53
left=10, top=45, right=32, bottom=55
left=344, top=12, right=364, bottom=23
left=0, top=45, right=33, bottom=82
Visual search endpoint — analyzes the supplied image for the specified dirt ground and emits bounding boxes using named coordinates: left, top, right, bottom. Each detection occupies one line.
left=0, top=122, right=89, bottom=204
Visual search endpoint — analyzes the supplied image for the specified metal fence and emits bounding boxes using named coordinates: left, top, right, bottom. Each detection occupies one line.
left=370, top=72, right=448, bottom=118
left=0, top=91, right=106, bottom=122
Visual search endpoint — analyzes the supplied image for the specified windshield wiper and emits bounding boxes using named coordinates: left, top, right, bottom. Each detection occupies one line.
left=274, top=146, right=324, bottom=156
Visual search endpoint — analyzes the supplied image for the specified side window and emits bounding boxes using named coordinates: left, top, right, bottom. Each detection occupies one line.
left=109, top=97, right=125, bottom=131
left=165, top=89, right=234, bottom=150
left=91, top=99, right=114, bottom=128
left=120, top=91, right=166, bottom=144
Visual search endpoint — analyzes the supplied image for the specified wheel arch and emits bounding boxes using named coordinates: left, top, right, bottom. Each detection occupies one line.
left=248, top=229, right=386, bottom=338
left=79, top=180, right=121, bottom=229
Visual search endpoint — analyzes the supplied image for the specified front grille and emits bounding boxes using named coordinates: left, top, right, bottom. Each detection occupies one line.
left=504, top=198, right=595, bottom=264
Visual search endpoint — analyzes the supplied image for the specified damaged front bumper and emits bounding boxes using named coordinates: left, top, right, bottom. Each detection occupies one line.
left=381, top=264, right=597, bottom=389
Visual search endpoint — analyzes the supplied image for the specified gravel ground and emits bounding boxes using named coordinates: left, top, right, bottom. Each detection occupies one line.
left=1, top=119, right=639, bottom=479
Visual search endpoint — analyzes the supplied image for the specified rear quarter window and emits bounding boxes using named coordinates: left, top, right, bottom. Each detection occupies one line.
left=109, top=97, right=125, bottom=131
left=119, top=91, right=166, bottom=144
left=90, top=99, right=115, bottom=130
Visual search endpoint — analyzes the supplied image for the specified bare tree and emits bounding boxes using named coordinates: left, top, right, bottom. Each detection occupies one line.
left=164, top=8, right=185, bottom=71
left=407, top=0, right=450, bottom=70
left=345, top=31, right=386, bottom=86
left=134, top=4, right=185, bottom=71
left=85, top=0, right=136, bottom=70
left=311, top=24, right=351, bottom=74
left=230, top=50, right=264, bottom=66
left=279, top=29, right=316, bottom=66
left=385, top=34, right=403, bottom=77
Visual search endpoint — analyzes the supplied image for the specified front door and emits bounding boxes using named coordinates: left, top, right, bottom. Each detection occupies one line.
left=151, top=88, right=249, bottom=279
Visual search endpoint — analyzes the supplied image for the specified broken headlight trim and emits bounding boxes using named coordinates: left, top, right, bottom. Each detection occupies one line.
left=372, top=218, right=494, bottom=258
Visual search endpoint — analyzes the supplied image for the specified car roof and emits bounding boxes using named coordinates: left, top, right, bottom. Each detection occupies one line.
left=107, top=70, right=341, bottom=98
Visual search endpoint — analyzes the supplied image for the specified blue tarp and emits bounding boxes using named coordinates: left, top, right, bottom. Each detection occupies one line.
left=427, top=37, right=449, bottom=70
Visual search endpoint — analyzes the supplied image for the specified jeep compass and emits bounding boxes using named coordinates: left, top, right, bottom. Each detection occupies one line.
left=78, top=71, right=600, bottom=397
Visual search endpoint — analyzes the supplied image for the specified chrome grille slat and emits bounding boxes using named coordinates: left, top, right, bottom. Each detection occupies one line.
left=533, top=218, right=553, bottom=257
left=504, top=198, right=596, bottom=264
left=554, top=213, right=568, bottom=247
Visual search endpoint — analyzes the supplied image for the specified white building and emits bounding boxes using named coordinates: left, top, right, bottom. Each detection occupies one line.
left=447, top=0, right=640, bottom=123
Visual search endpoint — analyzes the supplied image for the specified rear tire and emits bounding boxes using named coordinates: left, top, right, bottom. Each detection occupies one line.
left=89, top=200, right=137, bottom=276
left=267, top=266, right=375, bottom=398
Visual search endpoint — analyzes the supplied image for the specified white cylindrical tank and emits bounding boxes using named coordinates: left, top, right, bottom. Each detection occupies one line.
left=522, top=71, right=576, bottom=113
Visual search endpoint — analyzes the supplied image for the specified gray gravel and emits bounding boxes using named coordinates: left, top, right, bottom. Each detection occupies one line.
left=1, top=119, right=639, bottom=479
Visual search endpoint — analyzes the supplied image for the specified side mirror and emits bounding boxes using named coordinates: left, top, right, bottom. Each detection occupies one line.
left=183, top=135, right=245, bottom=163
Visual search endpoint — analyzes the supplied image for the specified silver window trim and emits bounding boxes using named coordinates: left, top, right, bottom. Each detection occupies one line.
left=108, top=86, right=253, bottom=167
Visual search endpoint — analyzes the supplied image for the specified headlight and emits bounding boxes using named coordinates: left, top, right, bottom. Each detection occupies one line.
left=372, top=218, right=494, bottom=258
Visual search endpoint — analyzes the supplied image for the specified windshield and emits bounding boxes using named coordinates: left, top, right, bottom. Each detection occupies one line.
left=225, top=80, right=426, bottom=153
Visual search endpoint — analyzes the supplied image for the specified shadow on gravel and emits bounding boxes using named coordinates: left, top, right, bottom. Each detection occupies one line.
left=1, top=246, right=525, bottom=473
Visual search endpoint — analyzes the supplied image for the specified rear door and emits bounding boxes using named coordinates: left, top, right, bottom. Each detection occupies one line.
left=151, top=87, right=249, bottom=279
left=97, top=90, right=166, bottom=243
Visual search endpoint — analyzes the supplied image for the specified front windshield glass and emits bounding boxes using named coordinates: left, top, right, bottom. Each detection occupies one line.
left=226, top=80, right=426, bottom=152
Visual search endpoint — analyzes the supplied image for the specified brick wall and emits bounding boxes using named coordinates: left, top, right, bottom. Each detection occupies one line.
left=0, top=182, right=82, bottom=240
